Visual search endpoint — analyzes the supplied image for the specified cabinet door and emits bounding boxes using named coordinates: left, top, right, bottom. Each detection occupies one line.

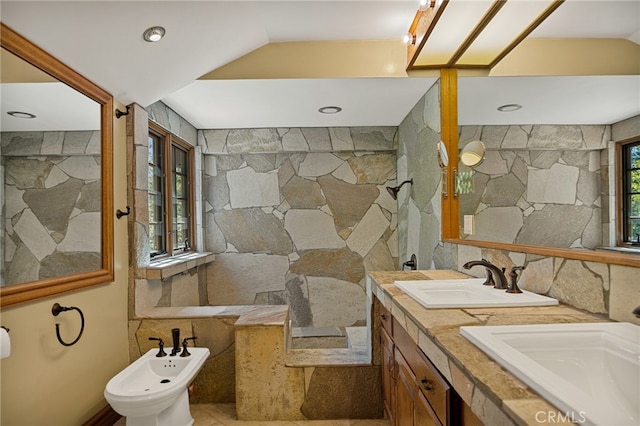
left=381, top=328, right=395, bottom=423
left=414, top=348, right=450, bottom=425
left=415, top=389, right=442, bottom=426
left=395, top=348, right=415, bottom=426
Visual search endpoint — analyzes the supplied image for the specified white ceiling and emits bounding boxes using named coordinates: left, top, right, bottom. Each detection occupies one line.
left=1, top=0, right=639, bottom=130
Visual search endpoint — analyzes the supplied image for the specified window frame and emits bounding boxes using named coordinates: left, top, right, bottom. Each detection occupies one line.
left=148, top=122, right=196, bottom=259
left=616, top=137, right=640, bottom=247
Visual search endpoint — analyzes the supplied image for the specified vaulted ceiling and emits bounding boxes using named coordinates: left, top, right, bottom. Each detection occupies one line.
left=2, top=0, right=639, bottom=129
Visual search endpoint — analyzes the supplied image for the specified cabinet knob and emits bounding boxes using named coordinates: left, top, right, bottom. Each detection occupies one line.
left=421, top=377, right=434, bottom=392
left=381, top=314, right=387, bottom=320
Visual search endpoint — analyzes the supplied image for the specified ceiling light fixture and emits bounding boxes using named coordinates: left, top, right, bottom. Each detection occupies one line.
left=7, top=111, right=36, bottom=119
left=318, top=106, right=342, bottom=114
left=143, top=26, right=166, bottom=42
left=418, top=0, right=441, bottom=10
left=418, top=0, right=430, bottom=11
left=497, top=104, right=523, bottom=112
left=401, top=32, right=416, bottom=46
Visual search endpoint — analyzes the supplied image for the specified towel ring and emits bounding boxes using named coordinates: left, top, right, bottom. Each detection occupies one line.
left=52, top=303, right=85, bottom=347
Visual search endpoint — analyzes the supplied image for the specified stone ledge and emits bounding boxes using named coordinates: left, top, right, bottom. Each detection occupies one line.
left=597, top=246, right=640, bottom=254
left=285, top=348, right=371, bottom=367
left=138, top=305, right=287, bottom=325
left=145, top=252, right=214, bottom=280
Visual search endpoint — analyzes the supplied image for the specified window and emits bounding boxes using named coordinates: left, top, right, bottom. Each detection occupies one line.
left=148, top=122, right=194, bottom=258
left=618, top=139, right=640, bottom=246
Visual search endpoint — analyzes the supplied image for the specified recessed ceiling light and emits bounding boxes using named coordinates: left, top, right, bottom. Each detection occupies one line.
left=497, top=104, right=522, bottom=112
left=318, top=106, right=342, bottom=114
left=143, top=26, right=166, bottom=42
left=7, top=111, right=36, bottom=119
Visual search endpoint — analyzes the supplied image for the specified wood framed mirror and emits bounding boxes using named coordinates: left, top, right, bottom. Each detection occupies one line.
left=440, top=69, right=639, bottom=268
left=1, top=23, right=113, bottom=307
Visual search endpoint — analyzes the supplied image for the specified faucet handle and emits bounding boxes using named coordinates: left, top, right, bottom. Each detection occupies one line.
left=148, top=337, right=167, bottom=357
left=506, top=266, right=525, bottom=293
left=180, top=337, right=197, bottom=357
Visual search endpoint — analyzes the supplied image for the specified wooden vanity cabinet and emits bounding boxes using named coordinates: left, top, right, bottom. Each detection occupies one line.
left=376, top=296, right=478, bottom=426
left=381, top=326, right=396, bottom=424
left=395, top=347, right=417, bottom=426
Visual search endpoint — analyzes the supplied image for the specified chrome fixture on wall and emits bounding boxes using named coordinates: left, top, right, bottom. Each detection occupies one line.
left=386, top=179, right=413, bottom=200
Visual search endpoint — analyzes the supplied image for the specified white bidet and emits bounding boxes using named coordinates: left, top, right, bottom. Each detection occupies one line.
left=104, top=346, right=210, bottom=426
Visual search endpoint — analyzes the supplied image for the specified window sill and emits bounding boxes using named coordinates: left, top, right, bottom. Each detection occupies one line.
left=596, top=246, right=640, bottom=255
left=146, top=252, right=215, bottom=280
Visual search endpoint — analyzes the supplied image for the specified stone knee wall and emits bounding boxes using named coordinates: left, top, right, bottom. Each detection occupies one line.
left=130, top=317, right=237, bottom=403
left=131, top=307, right=384, bottom=419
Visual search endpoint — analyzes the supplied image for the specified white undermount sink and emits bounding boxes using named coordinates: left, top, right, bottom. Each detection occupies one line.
left=460, top=322, right=640, bottom=426
left=394, top=279, right=558, bottom=308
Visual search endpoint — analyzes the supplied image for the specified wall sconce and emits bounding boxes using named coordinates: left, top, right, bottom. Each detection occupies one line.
left=460, top=140, right=486, bottom=167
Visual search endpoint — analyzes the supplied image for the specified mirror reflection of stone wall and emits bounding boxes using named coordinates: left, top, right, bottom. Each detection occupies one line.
left=200, top=128, right=398, bottom=336
left=459, top=124, right=611, bottom=249
left=1, top=131, right=101, bottom=286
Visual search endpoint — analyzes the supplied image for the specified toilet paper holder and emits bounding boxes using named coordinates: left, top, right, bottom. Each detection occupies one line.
left=52, top=303, right=85, bottom=347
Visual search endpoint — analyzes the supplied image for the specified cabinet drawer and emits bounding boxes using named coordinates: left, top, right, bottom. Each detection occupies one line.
left=380, top=302, right=393, bottom=336
left=413, top=348, right=450, bottom=425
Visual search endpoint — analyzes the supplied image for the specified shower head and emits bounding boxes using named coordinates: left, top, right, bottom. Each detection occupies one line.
left=385, top=179, right=413, bottom=200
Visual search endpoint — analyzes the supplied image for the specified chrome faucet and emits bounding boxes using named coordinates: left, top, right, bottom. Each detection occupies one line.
left=463, top=259, right=509, bottom=290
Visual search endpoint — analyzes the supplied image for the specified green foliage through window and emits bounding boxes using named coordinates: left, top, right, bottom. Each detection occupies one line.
left=622, top=140, right=640, bottom=245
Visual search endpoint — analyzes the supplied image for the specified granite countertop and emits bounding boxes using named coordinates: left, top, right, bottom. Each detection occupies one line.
left=368, top=270, right=609, bottom=426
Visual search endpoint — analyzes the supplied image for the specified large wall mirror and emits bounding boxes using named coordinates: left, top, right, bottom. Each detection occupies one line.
left=448, top=74, right=639, bottom=267
left=0, top=23, right=113, bottom=307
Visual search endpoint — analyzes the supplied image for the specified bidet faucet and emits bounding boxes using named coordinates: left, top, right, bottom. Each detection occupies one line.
left=148, top=337, right=167, bottom=357
left=180, top=337, right=197, bottom=357
left=171, top=328, right=181, bottom=356
left=463, top=259, right=509, bottom=290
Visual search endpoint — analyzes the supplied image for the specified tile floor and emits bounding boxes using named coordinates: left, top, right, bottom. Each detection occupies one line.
left=115, top=403, right=391, bottom=426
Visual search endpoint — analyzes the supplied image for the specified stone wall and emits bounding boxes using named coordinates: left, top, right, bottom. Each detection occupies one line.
left=1, top=131, right=101, bottom=285
left=458, top=124, right=608, bottom=248
left=134, top=103, right=399, bottom=333
left=201, top=127, right=399, bottom=329
left=131, top=103, right=204, bottom=316
left=397, top=80, right=448, bottom=269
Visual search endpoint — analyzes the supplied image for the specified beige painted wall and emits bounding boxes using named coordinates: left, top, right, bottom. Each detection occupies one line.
left=0, top=102, right=130, bottom=425
left=491, top=38, right=640, bottom=76
left=201, top=40, right=408, bottom=79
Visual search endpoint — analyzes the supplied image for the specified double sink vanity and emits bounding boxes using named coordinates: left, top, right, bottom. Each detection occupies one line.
left=368, top=269, right=639, bottom=426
